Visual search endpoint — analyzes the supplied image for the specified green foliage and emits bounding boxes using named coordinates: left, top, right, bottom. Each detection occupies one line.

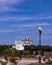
left=41, top=51, right=44, bottom=56
left=46, top=60, right=52, bottom=64
left=0, top=45, right=52, bottom=57
left=41, top=46, right=52, bottom=51
left=35, top=51, right=38, bottom=55
left=23, top=51, right=30, bottom=55
left=29, top=63, right=52, bottom=65
left=0, top=61, right=7, bottom=65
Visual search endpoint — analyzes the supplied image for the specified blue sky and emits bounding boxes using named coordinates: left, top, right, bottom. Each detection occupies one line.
left=0, top=0, right=52, bottom=46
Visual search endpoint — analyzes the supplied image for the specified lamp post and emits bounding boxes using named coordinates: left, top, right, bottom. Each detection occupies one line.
left=38, top=27, right=42, bottom=63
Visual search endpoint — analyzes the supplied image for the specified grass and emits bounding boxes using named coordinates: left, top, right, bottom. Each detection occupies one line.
left=21, top=55, right=35, bottom=58
left=0, top=61, right=7, bottom=65
left=46, top=60, right=52, bottom=64
left=29, top=63, right=52, bottom=65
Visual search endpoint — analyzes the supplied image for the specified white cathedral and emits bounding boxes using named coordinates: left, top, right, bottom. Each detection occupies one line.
left=15, top=36, right=32, bottom=46
left=21, top=36, right=33, bottom=46
left=15, top=36, right=33, bottom=46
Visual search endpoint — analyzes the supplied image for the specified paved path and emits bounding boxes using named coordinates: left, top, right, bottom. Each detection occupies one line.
left=0, top=57, right=45, bottom=65
left=17, top=59, right=45, bottom=65
left=17, top=60, right=38, bottom=65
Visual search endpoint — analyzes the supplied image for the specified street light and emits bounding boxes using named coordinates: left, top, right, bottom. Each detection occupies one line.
left=38, top=27, right=42, bottom=63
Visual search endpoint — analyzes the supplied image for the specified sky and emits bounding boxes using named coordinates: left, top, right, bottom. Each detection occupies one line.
left=0, top=0, right=52, bottom=46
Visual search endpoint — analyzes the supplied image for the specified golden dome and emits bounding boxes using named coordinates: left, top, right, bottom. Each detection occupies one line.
left=26, top=36, right=29, bottom=41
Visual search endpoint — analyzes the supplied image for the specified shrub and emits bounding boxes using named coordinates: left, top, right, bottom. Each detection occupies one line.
left=46, top=60, right=52, bottom=64
left=0, top=61, right=7, bottom=65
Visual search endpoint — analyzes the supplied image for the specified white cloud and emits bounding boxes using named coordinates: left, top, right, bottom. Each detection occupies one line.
left=0, top=16, right=33, bottom=22
left=0, top=23, right=51, bottom=33
left=0, top=28, right=23, bottom=33
left=35, top=16, right=52, bottom=20
left=0, top=0, right=23, bottom=13
left=39, top=15, right=52, bottom=20
left=0, top=6, right=19, bottom=12
left=0, top=13, right=52, bottom=22
left=0, top=29, right=13, bottom=32
left=0, top=0, right=22, bottom=5
left=0, top=15, right=52, bottom=23
left=22, top=23, right=51, bottom=27
left=10, top=23, right=51, bottom=28
left=40, top=23, right=50, bottom=26
left=0, top=7, right=35, bottom=13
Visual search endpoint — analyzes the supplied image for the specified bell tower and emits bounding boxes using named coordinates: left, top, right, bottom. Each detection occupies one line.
left=30, top=39, right=32, bottom=45
left=25, top=36, right=29, bottom=45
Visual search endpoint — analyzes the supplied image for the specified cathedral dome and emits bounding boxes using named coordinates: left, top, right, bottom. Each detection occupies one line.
left=25, top=36, right=29, bottom=41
